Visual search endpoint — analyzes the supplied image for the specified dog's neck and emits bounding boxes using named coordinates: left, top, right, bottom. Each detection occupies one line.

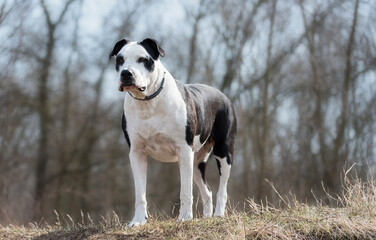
left=128, top=72, right=165, bottom=101
left=125, top=63, right=172, bottom=119
left=127, top=62, right=166, bottom=101
left=145, top=65, right=166, bottom=99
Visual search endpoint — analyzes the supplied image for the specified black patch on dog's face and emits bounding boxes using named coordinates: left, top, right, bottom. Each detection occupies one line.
left=116, top=55, right=124, bottom=72
left=144, top=58, right=155, bottom=72
left=138, top=57, right=155, bottom=72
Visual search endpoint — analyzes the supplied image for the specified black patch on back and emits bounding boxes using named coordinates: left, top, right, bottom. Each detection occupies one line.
left=122, top=112, right=130, bottom=147
left=175, top=81, right=231, bottom=147
left=198, top=162, right=207, bottom=183
left=175, top=81, right=197, bottom=146
left=139, top=38, right=165, bottom=60
left=109, top=39, right=128, bottom=60
left=174, top=79, right=237, bottom=166
left=187, top=85, right=215, bottom=144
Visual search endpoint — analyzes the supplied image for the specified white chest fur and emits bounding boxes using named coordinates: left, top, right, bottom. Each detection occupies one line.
left=123, top=77, right=188, bottom=162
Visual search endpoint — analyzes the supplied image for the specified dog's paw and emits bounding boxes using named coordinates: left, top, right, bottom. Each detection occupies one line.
left=214, top=203, right=226, bottom=217
left=213, top=210, right=225, bottom=217
left=176, top=217, right=192, bottom=223
left=203, top=203, right=213, bottom=218
left=128, top=216, right=147, bottom=227
left=177, top=210, right=193, bottom=222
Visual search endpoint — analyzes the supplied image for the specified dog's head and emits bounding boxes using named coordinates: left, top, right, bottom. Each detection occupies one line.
left=109, top=38, right=165, bottom=94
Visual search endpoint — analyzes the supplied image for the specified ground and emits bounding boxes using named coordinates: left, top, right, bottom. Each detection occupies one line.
left=1, top=176, right=376, bottom=239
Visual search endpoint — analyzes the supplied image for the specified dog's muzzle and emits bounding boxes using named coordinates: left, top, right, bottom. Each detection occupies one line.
left=119, top=70, right=146, bottom=92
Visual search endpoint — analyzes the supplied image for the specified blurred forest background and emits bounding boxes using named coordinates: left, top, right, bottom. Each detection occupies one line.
left=0, top=0, right=375, bottom=225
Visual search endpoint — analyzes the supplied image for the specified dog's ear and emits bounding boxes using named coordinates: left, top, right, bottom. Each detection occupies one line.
left=109, top=39, right=129, bottom=60
left=139, top=38, right=165, bottom=60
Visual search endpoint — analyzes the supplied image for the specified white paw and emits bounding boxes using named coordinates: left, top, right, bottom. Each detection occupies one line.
left=177, top=209, right=193, bottom=222
left=214, top=207, right=225, bottom=217
left=215, top=196, right=227, bottom=217
left=214, top=210, right=225, bottom=217
left=128, top=216, right=147, bottom=227
left=203, top=203, right=213, bottom=218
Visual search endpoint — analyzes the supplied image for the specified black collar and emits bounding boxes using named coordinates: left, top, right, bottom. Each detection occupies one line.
left=128, top=72, right=166, bottom=101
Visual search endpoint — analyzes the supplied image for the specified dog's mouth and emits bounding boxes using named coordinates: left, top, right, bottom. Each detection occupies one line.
left=119, top=84, right=146, bottom=92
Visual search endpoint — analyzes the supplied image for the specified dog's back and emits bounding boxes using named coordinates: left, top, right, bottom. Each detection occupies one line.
left=176, top=81, right=237, bottom=160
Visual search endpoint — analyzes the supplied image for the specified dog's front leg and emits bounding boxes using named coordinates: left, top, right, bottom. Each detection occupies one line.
left=177, top=148, right=194, bottom=221
left=128, top=150, right=148, bottom=227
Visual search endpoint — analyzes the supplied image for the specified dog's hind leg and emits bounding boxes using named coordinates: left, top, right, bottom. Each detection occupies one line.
left=212, top=106, right=236, bottom=217
left=213, top=155, right=232, bottom=216
left=193, top=137, right=214, bottom=217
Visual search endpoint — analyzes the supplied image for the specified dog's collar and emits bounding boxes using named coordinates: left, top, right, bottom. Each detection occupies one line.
left=128, top=72, right=166, bottom=101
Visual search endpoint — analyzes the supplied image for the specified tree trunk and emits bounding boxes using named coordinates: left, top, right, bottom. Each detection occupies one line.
left=256, top=0, right=276, bottom=201
left=186, top=1, right=204, bottom=84
left=34, top=0, right=76, bottom=220
left=331, top=0, right=359, bottom=191
left=34, top=28, right=55, bottom=220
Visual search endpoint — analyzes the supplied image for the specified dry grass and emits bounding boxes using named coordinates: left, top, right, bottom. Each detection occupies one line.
left=1, top=174, right=376, bottom=239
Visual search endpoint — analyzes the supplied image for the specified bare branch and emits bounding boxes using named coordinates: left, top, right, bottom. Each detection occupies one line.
left=39, top=0, right=52, bottom=27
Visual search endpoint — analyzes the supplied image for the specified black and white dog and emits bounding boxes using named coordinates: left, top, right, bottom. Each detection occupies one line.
left=109, top=38, right=237, bottom=227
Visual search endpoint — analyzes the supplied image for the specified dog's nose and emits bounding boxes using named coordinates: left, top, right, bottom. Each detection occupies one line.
left=120, top=69, right=135, bottom=87
left=121, top=70, right=133, bottom=78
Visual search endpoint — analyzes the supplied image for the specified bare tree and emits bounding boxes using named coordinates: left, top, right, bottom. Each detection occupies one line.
left=183, top=0, right=212, bottom=84
left=255, top=0, right=278, bottom=201
left=330, top=0, right=360, bottom=189
left=0, top=1, right=25, bottom=26
left=34, top=0, right=77, bottom=219
left=215, top=0, right=266, bottom=94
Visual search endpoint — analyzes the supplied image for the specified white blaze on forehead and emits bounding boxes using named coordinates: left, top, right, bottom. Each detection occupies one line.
left=118, top=42, right=149, bottom=60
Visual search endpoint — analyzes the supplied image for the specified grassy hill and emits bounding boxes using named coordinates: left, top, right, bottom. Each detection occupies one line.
left=1, top=176, right=376, bottom=239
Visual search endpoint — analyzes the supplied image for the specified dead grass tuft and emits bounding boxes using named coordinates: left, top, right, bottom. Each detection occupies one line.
left=1, top=173, right=376, bottom=239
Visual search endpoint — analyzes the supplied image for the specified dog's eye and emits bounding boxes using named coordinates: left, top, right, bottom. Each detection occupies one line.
left=116, top=56, right=124, bottom=65
left=138, top=57, right=147, bottom=63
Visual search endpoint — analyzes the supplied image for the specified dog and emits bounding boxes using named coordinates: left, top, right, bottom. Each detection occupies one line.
left=109, top=38, right=237, bottom=227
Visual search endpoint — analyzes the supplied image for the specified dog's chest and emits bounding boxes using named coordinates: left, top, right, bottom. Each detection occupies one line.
left=138, top=132, right=180, bottom=162
left=126, top=100, right=187, bottom=162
